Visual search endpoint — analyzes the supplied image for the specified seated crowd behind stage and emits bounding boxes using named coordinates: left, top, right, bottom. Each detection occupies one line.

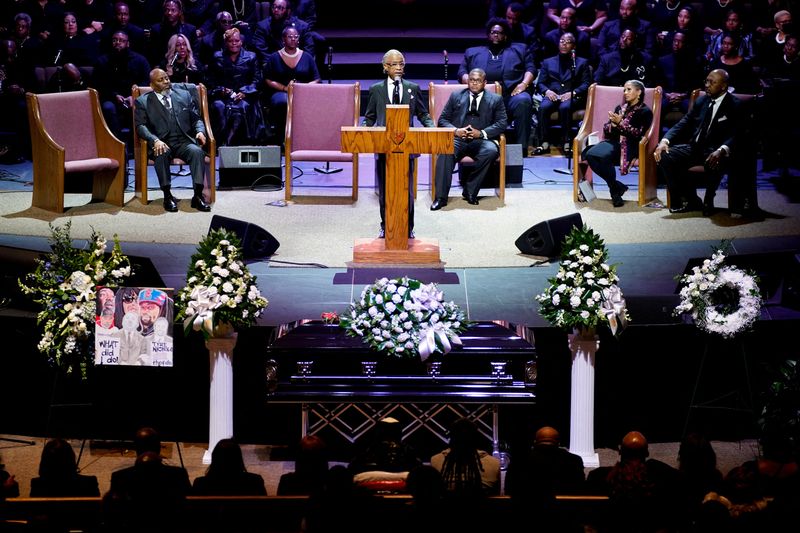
left=2, top=424, right=800, bottom=532
left=0, top=1, right=797, bottom=187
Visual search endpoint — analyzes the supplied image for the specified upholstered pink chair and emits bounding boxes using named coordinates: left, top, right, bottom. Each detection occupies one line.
left=573, top=83, right=663, bottom=207
left=26, top=88, right=126, bottom=212
left=428, top=82, right=506, bottom=204
left=284, top=81, right=360, bottom=202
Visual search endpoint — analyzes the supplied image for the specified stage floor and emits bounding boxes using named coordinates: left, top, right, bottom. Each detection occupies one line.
left=1, top=154, right=799, bottom=326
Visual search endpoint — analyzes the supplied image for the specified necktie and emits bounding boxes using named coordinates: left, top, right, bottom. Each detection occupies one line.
left=392, top=80, right=400, bottom=104
left=697, top=100, right=714, bottom=143
left=162, top=94, right=171, bottom=110
left=470, top=94, right=478, bottom=114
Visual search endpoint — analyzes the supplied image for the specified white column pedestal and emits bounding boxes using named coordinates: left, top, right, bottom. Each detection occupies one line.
left=568, top=330, right=600, bottom=468
left=203, top=334, right=238, bottom=465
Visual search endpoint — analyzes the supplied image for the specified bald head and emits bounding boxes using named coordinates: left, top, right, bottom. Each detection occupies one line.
left=149, top=68, right=171, bottom=94
left=134, top=426, right=161, bottom=455
left=620, top=430, right=649, bottom=460
left=534, top=426, right=560, bottom=447
left=704, top=69, right=729, bottom=98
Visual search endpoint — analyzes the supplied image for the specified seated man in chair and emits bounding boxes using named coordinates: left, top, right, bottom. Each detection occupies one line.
left=431, top=68, right=508, bottom=210
left=134, top=68, right=211, bottom=212
left=654, top=69, right=740, bottom=216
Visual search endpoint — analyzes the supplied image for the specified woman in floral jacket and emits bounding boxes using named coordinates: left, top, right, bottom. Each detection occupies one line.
left=582, top=79, right=652, bottom=208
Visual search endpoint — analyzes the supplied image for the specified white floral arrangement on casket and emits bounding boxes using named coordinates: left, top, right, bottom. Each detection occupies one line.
left=339, top=276, right=470, bottom=361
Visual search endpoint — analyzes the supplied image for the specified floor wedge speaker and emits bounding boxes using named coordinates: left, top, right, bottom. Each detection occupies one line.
left=515, top=213, right=583, bottom=257
left=209, top=215, right=280, bottom=259
left=218, top=145, right=281, bottom=189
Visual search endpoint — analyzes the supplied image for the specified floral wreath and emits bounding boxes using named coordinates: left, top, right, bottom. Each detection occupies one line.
left=175, top=228, right=268, bottom=340
left=535, top=224, right=629, bottom=335
left=339, top=276, right=470, bottom=361
left=673, top=245, right=762, bottom=338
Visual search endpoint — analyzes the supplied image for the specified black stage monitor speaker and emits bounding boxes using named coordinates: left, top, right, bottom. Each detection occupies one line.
left=218, top=145, right=281, bottom=189
left=515, top=213, right=583, bottom=257
left=505, top=143, right=523, bottom=184
left=208, top=215, right=280, bottom=259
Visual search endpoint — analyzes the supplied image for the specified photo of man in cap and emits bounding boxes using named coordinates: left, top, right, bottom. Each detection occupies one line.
left=137, top=288, right=173, bottom=337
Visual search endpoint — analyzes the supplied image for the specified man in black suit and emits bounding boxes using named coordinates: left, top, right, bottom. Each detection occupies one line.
left=595, top=28, right=656, bottom=87
left=535, top=32, right=591, bottom=154
left=597, top=0, right=655, bottom=56
left=458, top=19, right=536, bottom=155
left=654, top=69, right=740, bottom=215
left=134, top=68, right=210, bottom=212
left=250, top=0, right=314, bottom=63
left=505, top=426, right=585, bottom=530
left=432, top=68, right=508, bottom=209
left=105, top=427, right=191, bottom=532
left=363, top=49, right=434, bottom=238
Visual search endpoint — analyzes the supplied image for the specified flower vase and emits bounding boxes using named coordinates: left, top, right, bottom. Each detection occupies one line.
left=203, top=322, right=238, bottom=465
left=568, top=327, right=600, bottom=468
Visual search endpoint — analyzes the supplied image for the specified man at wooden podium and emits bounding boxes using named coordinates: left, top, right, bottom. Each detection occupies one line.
left=363, top=49, right=435, bottom=238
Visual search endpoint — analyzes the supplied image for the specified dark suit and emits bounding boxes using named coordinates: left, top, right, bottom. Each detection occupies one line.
left=543, top=28, right=592, bottom=60
left=536, top=53, right=591, bottom=143
left=594, top=49, right=655, bottom=87
left=458, top=43, right=536, bottom=150
left=597, top=17, right=656, bottom=56
left=434, top=88, right=508, bottom=199
left=106, top=461, right=192, bottom=532
left=364, top=78, right=434, bottom=232
left=658, top=92, right=741, bottom=205
left=251, top=16, right=314, bottom=63
left=134, top=83, right=206, bottom=188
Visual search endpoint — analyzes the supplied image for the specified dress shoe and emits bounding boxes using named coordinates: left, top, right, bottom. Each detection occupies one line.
left=409, top=230, right=415, bottom=239
left=533, top=142, right=550, bottom=156
left=466, top=195, right=479, bottom=205
left=611, top=183, right=628, bottom=207
left=430, top=199, right=447, bottom=211
left=377, top=227, right=385, bottom=238
left=461, top=189, right=470, bottom=200
left=163, top=195, right=178, bottom=212
left=669, top=200, right=702, bottom=214
left=191, top=194, right=211, bottom=212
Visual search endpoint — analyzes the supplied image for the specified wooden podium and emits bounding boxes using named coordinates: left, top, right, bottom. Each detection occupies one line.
left=341, top=105, right=454, bottom=265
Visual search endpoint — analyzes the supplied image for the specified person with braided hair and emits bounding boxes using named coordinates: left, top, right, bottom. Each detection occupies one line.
left=430, top=417, right=501, bottom=497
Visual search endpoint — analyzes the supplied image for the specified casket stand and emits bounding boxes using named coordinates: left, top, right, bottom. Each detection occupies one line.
left=265, top=320, right=537, bottom=463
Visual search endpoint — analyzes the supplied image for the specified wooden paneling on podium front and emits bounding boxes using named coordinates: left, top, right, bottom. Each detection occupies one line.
left=341, top=105, right=454, bottom=265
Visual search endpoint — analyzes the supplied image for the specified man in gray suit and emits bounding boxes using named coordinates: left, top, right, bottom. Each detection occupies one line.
left=432, top=68, right=508, bottom=209
left=363, top=49, right=434, bottom=239
left=134, top=68, right=210, bottom=212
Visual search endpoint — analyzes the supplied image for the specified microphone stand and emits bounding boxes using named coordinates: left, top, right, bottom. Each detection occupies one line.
left=315, top=46, right=342, bottom=174
left=554, top=51, right=577, bottom=176
left=169, top=56, right=190, bottom=177
left=443, top=50, right=448, bottom=83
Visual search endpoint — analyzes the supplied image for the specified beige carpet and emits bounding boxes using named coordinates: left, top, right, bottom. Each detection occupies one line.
left=1, top=188, right=798, bottom=268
